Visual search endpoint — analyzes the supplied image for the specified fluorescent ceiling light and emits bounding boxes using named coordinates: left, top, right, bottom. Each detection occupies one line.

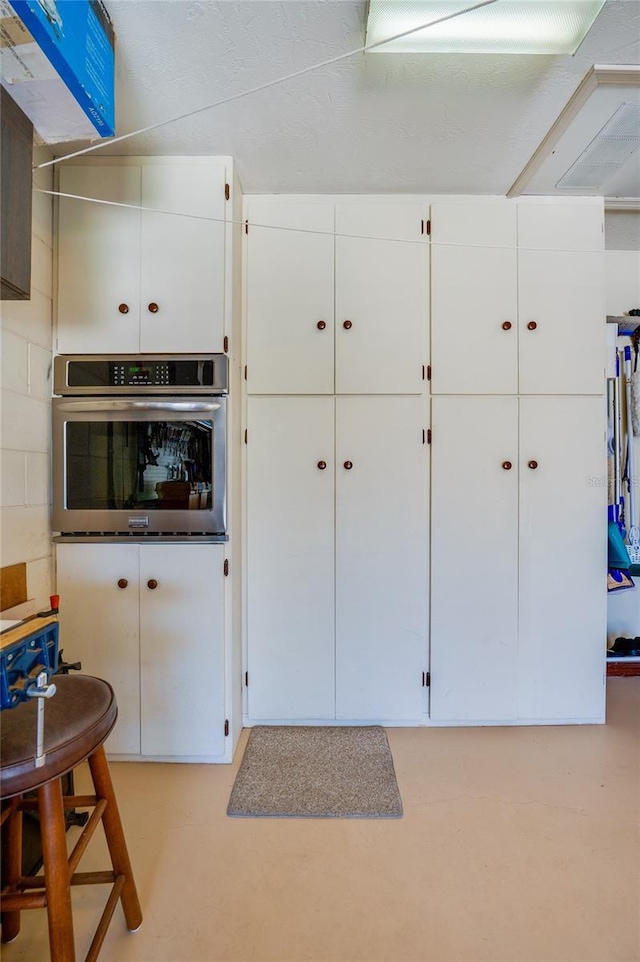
left=556, top=103, right=640, bottom=188
left=366, top=1, right=607, bottom=55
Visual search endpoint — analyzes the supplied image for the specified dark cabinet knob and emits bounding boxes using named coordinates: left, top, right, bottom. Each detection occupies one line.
left=502, top=461, right=512, bottom=470
left=317, top=461, right=327, bottom=470
left=117, top=578, right=128, bottom=589
left=343, top=461, right=353, bottom=470
left=317, top=320, right=326, bottom=330
left=502, top=321, right=512, bottom=330
left=148, top=303, right=159, bottom=314
left=527, top=321, right=537, bottom=331
left=118, top=304, right=129, bottom=314
left=343, top=320, right=352, bottom=330
left=528, top=460, right=538, bottom=470
left=147, top=579, right=158, bottom=590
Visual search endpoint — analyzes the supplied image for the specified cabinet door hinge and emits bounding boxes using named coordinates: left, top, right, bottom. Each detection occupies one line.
left=244, top=219, right=249, bottom=235
left=245, top=671, right=249, bottom=687
left=224, top=719, right=229, bottom=737
left=244, top=428, right=248, bottom=444
left=224, top=183, right=230, bottom=201
left=422, top=671, right=431, bottom=687
left=426, top=219, right=431, bottom=236
left=223, top=335, right=229, bottom=354
left=427, top=428, right=432, bottom=445
left=223, top=558, right=229, bottom=577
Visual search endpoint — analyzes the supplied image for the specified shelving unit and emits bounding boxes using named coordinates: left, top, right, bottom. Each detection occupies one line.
left=607, top=658, right=640, bottom=676
left=607, top=316, right=640, bottom=677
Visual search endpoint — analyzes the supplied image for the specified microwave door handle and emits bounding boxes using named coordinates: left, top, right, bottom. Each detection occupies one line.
left=55, top=400, right=222, bottom=413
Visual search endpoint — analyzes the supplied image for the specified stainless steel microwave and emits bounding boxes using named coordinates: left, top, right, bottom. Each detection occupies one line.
left=52, top=355, right=228, bottom=539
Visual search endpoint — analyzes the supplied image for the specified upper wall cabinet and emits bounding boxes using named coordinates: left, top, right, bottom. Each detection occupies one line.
left=334, top=204, right=428, bottom=395
left=430, top=200, right=605, bottom=395
left=56, top=159, right=229, bottom=354
left=245, top=200, right=428, bottom=394
left=246, top=201, right=335, bottom=394
left=517, top=203, right=605, bottom=396
left=1, top=88, right=33, bottom=301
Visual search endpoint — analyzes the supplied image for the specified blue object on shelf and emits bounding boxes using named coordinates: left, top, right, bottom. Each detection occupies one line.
left=0, top=621, right=59, bottom=710
left=608, top=521, right=631, bottom=570
left=607, top=568, right=635, bottom=592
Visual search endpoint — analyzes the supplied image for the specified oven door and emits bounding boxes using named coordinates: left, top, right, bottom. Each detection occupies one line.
left=53, top=397, right=226, bottom=536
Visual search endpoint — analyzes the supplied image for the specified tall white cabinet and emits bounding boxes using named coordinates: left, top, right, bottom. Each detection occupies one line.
left=244, top=199, right=430, bottom=723
left=244, top=194, right=606, bottom=728
left=54, top=155, right=244, bottom=762
left=430, top=199, right=607, bottom=725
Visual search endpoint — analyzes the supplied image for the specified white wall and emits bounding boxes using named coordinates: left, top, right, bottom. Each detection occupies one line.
left=0, top=145, right=54, bottom=612
left=605, top=212, right=640, bottom=255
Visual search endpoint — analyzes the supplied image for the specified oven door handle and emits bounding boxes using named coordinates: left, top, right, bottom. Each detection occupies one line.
left=55, top=399, right=223, bottom=413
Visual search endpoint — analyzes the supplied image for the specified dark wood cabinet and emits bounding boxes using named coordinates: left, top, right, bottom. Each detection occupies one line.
left=1, top=86, right=33, bottom=300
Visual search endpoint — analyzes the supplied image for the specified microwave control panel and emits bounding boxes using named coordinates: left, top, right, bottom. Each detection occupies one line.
left=53, top=355, right=229, bottom=395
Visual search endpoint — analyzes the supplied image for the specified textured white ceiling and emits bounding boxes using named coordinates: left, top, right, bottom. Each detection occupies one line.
left=57, top=0, right=640, bottom=194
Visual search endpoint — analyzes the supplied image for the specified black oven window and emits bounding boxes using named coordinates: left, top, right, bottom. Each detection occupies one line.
left=65, top=420, right=214, bottom=511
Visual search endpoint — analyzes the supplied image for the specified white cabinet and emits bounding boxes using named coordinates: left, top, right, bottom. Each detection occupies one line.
left=245, top=397, right=335, bottom=720
left=430, top=396, right=606, bottom=723
left=335, top=396, right=428, bottom=720
left=334, top=205, right=428, bottom=395
left=431, top=203, right=518, bottom=395
left=245, top=200, right=428, bottom=395
left=518, top=200, right=605, bottom=397
left=56, top=542, right=227, bottom=758
left=245, top=202, right=335, bottom=395
left=430, top=200, right=604, bottom=395
left=430, top=397, right=519, bottom=722
left=57, top=166, right=141, bottom=354
left=246, top=395, right=428, bottom=722
left=56, top=544, right=141, bottom=754
left=57, top=158, right=229, bottom=354
left=517, top=396, right=606, bottom=721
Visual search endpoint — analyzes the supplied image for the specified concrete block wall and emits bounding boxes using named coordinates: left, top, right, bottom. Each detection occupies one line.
left=0, top=145, right=54, bottom=611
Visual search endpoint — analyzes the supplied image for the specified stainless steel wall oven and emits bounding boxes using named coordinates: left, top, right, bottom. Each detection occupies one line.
left=53, top=355, right=228, bottom=540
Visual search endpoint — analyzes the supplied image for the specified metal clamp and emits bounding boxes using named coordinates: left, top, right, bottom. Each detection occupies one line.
left=27, top=671, right=57, bottom=768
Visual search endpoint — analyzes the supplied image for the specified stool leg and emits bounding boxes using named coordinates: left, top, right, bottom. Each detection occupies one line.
left=39, top=779, right=76, bottom=962
left=88, top=747, right=143, bottom=932
left=1, top=797, right=23, bottom=943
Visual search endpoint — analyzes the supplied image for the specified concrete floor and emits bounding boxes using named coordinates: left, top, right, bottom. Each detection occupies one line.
left=3, top=679, right=639, bottom=962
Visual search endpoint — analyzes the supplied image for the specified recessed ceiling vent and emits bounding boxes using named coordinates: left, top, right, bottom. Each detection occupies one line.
left=556, top=103, right=640, bottom=189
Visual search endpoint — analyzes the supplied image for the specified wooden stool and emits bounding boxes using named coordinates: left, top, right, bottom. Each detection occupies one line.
left=0, top=674, right=142, bottom=961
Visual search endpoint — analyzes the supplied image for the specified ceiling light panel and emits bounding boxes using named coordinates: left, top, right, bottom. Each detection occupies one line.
left=366, top=1, right=606, bottom=55
left=556, top=103, right=640, bottom=189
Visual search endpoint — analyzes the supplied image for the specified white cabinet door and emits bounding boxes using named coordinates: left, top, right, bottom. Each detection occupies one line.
left=430, top=397, right=519, bottom=722
left=246, top=397, right=335, bottom=719
left=518, top=249, right=605, bottom=395
left=246, top=202, right=334, bottom=394
left=139, top=544, right=225, bottom=756
left=335, top=397, right=428, bottom=720
left=56, top=543, right=141, bottom=755
left=57, top=166, right=141, bottom=353
left=140, top=164, right=226, bottom=353
left=430, top=202, right=518, bottom=394
left=517, top=397, right=606, bottom=721
left=335, top=204, right=427, bottom=394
